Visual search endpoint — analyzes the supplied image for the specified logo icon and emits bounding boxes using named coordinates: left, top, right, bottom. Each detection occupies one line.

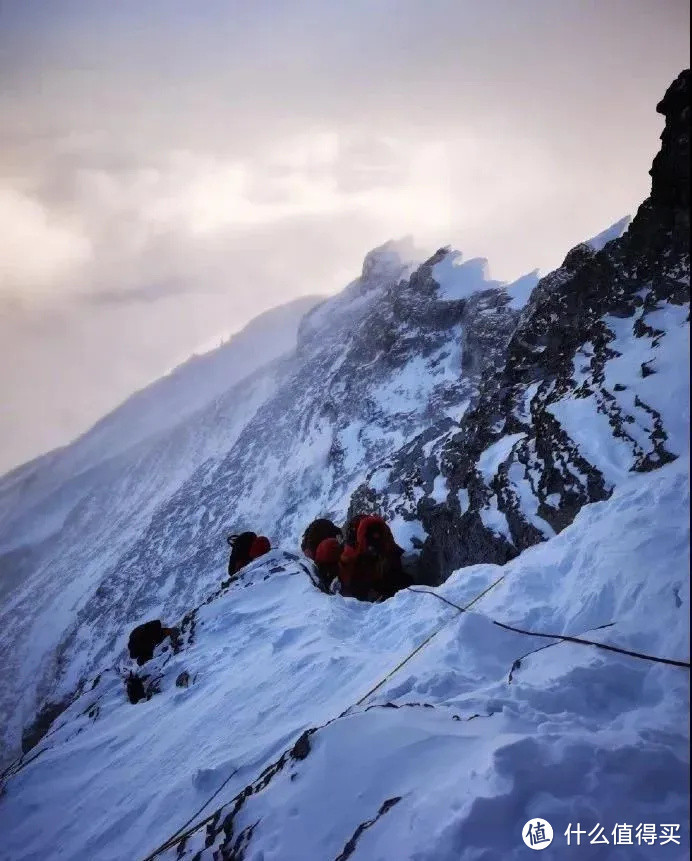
left=522, top=819, right=554, bottom=850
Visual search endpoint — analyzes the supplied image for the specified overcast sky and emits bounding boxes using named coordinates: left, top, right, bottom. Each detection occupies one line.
left=0, top=1, right=689, bottom=473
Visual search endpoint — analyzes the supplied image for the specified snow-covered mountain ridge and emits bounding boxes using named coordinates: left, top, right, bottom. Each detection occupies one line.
left=0, top=69, right=688, bottom=860
left=1, top=457, right=688, bottom=860
left=353, top=71, right=689, bottom=579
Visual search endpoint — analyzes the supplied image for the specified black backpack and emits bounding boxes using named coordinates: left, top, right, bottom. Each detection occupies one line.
left=227, top=531, right=257, bottom=576
left=128, top=620, right=169, bottom=666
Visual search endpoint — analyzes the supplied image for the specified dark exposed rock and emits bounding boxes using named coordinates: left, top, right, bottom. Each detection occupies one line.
left=290, top=731, right=311, bottom=761
left=21, top=696, right=73, bottom=754
left=348, top=68, right=690, bottom=584
left=333, top=797, right=402, bottom=861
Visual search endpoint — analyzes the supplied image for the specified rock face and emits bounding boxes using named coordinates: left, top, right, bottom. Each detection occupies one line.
left=0, top=71, right=688, bottom=769
left=353, top=69, right=690, bottom=583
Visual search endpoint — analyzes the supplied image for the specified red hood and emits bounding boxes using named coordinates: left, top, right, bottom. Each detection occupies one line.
left=355, top=515, right=396, bottom=554
left=249, top=536, right=271, bottom=559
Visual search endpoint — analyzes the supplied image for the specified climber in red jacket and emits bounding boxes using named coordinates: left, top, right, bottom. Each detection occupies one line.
left=227, top=531, right=271, bottom=576
left=337, top=514, right=411, bottom=601
left=314, top=535, right=343, bottom=590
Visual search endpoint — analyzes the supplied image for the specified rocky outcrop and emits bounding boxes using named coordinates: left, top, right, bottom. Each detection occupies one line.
left=353, top=69, right=690, bottom=583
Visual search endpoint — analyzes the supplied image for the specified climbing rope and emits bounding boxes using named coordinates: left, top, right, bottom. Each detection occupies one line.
left=408, top=587, right=691, bottom=669
left=350, top=574, right=507, bottom=708
left=506, top=622, right=616, bottom=683
left=146, top=767, right=239, bottom=858
left=140, top=569, right=689, bottom=860
left=137, top=573, right=508, bottom=861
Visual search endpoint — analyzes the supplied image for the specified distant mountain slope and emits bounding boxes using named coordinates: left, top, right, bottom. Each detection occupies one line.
left=0, top=295, right=320, bottom=548
left=0, top=296, right=320, bottom=763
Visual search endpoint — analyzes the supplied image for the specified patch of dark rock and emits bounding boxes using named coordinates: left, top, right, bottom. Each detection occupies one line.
left=290, top=731, right=311, bottom=761
left=224, top=821, right=260, bottom=860
left=176, top=671, right=191, bottom=688
left=333, top=797, right=402, bottom=861
left=641, top=361, right=656, bottom=377
left=21, top=695, right=73, bottom=754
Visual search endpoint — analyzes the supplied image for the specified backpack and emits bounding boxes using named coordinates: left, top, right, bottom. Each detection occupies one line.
left=128, top=620, right=170, bottom=666
left=227, top=531, right=258, bottom=576
left=301, top=519, right=341, bottom=559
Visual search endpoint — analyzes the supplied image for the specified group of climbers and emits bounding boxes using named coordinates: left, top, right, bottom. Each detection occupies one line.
left=301, top=514, right=412, bottom=601
left=222, top=514, right=411, bottom=602
left=125, top=513, right=409, bottom=697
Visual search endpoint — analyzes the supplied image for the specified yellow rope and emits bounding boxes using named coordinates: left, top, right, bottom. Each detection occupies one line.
left=352, top=574, right=507, bottom=708
left=141, top=572, right=508, bottom=860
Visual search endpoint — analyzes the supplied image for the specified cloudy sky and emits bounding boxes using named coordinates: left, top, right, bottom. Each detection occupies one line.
left=0, top=1, right=689, bottom=473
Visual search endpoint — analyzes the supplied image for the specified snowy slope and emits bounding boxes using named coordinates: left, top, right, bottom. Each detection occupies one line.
left=0, top=458, right=687, bottom=861
left=0, top=231, right=543, bottom=766
left=0, top=295, right=319, bottom=549
left=0, top=298, right=321, bottom=765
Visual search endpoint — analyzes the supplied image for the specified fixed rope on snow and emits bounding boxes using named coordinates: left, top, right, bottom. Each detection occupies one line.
left=138, top=573, right=509, bottom=861
left=408, top=587, right=691, bottom=670
left=138, top=568, right=689, bottom=860
left=350, top=574, right=507, bottom=709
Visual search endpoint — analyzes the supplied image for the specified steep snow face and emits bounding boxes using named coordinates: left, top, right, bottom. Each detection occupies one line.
left=0, top=298, right=321, bottom=764
left=0, top=238, right=448, bottom=764
left=25, top=239, right=520, bottom=739
left=0, top=296, right=320, bottom=551
left=0, top=458, right=687, bottom=861
left=586, top=214, right=631, bottom=251
left=354, top=71, right=690, bottom=583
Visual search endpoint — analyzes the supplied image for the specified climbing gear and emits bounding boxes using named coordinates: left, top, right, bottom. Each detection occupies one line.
left=301, top=519, right=341, bottom=559
left=249, top=535, right=271, bottom=560
left=134, top=566, right=688, bottom=860
left=507, top=622, right=616, bottom=683
left=408, top=587, right=691, bottom=669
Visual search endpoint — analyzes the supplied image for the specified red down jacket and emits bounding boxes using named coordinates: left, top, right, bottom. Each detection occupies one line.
left=337, top=515, right=410, bottom=601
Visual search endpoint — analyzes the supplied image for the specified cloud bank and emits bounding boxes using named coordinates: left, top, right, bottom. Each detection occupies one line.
left=0, top=0, right=689, bottom=471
